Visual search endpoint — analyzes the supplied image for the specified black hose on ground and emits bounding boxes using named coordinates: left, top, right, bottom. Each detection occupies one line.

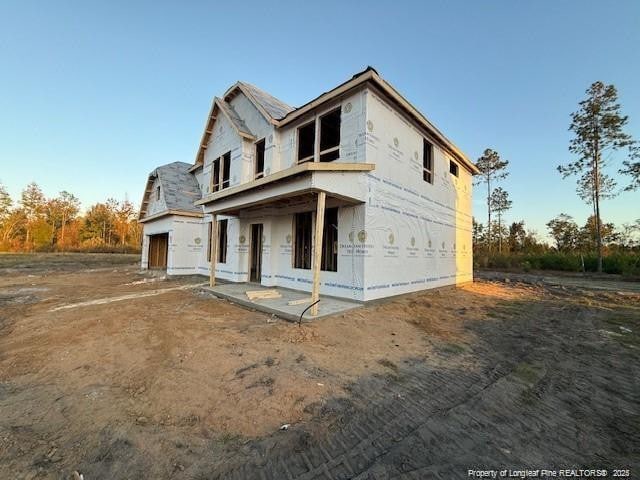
left=299, top=300, right=320, bottom=327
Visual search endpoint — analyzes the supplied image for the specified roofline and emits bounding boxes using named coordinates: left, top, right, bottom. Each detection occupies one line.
left=215, top=98, right=256, bottom=140
left=193, top=97, right=255, bottom=166
left=274, top=69, right=479, bottom=175
left=139, top=209, right=204, bottom=224
left=138, top=173, right=156, bottom=220
left=224, top=82, right=280, bottom=126
left=193, top=68, right=478, bottom=174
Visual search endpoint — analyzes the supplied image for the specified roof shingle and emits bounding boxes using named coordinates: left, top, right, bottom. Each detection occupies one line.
left=152, top=161, right=201, bottom=213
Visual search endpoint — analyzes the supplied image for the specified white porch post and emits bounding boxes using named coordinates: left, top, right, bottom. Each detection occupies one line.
left=209, top=215, right=217, bottom=287
left=311, top=192, right=326, bottom=316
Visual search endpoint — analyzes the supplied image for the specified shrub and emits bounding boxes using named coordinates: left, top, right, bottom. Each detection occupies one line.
left=488, top=254, right=513, bottom=269
left=527, top=253, right=581, bottom=272
left=475, top=251, right=640, bottom=276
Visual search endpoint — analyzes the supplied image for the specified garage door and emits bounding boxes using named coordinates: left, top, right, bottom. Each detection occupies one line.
left=148, top=233, right=168, bottom=269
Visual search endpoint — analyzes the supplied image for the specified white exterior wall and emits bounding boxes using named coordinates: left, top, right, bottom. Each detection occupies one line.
left=228, top=94, right=277, bottom=179
left=251, top=205, right=366, bottom=300
left=141, top=87, right=473, bottom=301
left=277, top=89, right=368, bottom=169
left=202, top=113, right=242, bottom=195
left=142, top=215, right=205, bottom=275
left=360, top=88, right=473, bottom=300
left=145, top=177, right=166, bottom=217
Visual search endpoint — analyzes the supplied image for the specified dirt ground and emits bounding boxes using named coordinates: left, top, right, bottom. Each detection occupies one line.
left=0, top=254, right=639, bottom=479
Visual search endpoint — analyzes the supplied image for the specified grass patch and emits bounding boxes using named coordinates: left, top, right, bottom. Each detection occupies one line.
left=246, top=376, right=275, bottom=390
left=216, top=431, right=242, bottom=446
left=512, top=362, right=542, bottom=385
left=440, top=342, right=467, bottom=355
left=0, top=252, right=139, bottom=269
left=377, top=358, right=398, bottom=372
left=235, top=363, right=258, bottom=377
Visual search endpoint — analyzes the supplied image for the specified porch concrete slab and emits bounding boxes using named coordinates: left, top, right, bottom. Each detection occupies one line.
left=204, top=283, right=362, bottom=322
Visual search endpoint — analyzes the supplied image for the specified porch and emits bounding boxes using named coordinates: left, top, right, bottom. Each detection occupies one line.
left=205, top=282, right=362, bottom=322
left=198, top=162, right=374, bottom=315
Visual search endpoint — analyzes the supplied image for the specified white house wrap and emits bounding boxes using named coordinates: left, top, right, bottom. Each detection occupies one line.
left=139, top=67, right=477, bottom=303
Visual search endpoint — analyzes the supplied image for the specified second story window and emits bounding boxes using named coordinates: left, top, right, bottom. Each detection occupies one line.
left=221, top=151, right=231, bottom=189
left=319, top=108, right=340, bottom=162
left=209, top=151, right=231, bottom=192
left=423, top=139, right=433, bottom=184
left=449, top=160, right=459, bottom=177
left=297, top=107, right=342, bottom=164
left=255, top=139, right=265, bottom=179
left=297, top=122, right=315, bottom=164
left=156, top=185, right=160, bottom=200
left=211, top=158, right=220, bottom=192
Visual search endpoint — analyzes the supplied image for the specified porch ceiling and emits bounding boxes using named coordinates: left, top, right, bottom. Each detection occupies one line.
left=198, top=162, right=374, bottom=216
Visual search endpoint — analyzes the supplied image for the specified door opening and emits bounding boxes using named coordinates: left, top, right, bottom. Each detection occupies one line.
left=249, top=224, right=263, bottom=282
left=148, top=233, right=168, bottom=269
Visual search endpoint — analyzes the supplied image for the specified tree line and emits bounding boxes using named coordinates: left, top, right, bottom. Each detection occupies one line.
left=0, top=182, right=141, bottom=253
left=472, top=80, right=639, bottom=274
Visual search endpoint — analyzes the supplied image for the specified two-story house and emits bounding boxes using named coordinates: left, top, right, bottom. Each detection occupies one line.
left=138, top=67, right=478, bottom=313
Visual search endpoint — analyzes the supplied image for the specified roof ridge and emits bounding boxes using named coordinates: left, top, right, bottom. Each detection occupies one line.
left=236, top=81, right=294, bottom=120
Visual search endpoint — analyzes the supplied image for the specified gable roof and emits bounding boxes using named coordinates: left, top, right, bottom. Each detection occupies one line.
left=216, top=98, right=254, bottom=138
left=193, top=97, right=256, bottom=168
left=275, top=67, right=479, bottom=174
left=139, top=161, right=202, bottom=220
left=224, top=81, right=294, bottom=122
left=192, top=67, right=478, bottom=174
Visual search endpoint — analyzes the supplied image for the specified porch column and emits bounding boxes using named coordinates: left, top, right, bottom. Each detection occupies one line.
left=311, top=191, right=326, bottom=316
left=209, top=215, right=217, bottom=287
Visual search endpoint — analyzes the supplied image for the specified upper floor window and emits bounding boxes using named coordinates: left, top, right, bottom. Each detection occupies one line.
left=449, top=160, right=459, bottom=177
left=156, top=185, right=160, bottom=200
left=209, top=150, right=232, bottom=193
left=255, top=139, right=265, bottom=179
left=221, top=152, right=231, bottom=189
left=423, top=139, right=433, bottom=184
left=297, top=122, right=315, bottom=164
left=319, top=108, right=341, bottom=162
left=210, top=158, right=220, bottom=192
left=296, top=107, right=342, bottom=164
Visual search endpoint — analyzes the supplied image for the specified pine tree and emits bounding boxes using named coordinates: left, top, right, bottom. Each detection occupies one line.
left=0, top=182, right=12, bottom=221
left=546, top=214, right=579, bottom=252
left=559, top=81, right=637, bottom=272
left=20, top=182, right=45, bottom=249
left=489, top=187, right=512, bottom=253
left=474, top=149, right=509, bottom=255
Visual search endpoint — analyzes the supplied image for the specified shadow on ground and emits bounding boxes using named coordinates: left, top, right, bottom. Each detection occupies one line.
left=186, top=292, right=640, bottom=479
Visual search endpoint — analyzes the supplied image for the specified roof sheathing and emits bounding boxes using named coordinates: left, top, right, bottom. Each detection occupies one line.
left=194, top=68, right=478, bottom=174
left=138, top=161, right=202, bottom=220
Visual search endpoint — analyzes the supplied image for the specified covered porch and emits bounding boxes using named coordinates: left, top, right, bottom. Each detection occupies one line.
left=196, top=162, right=373, bottom=316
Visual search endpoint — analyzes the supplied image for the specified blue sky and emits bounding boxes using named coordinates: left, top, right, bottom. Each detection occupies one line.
left=0, top=1, right=639, bottom=238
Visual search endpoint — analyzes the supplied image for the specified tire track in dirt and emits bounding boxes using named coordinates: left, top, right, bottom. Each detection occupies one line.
left=202, top=301, right=640, bottom=479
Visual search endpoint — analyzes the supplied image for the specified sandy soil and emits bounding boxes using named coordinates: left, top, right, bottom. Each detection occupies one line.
left=0, top=254, right=638, bottom=479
